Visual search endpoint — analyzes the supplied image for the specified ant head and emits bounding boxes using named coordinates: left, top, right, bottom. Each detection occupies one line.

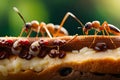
left=92, top=21, right=100, bottom=28
left=83, top=22, right=92, bottom=35
left=25, top=22, right=32, bottom=31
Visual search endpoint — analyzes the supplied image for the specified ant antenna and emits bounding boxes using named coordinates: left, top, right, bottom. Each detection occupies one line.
left=13, top=7, right=27, bottom=37
left=13, top=7, right=26, bottom=25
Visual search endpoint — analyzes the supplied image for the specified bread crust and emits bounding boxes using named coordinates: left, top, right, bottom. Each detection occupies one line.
left=1, top=59, right=120, bottom=80
left=0, top=36, right=120, bottom=80
left=2, top=35, right=120, bottom=50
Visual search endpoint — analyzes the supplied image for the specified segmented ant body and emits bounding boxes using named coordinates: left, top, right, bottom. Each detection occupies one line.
left=83, top=21, right=120, bottom=35
left=13, top=7, right=81, bottom=37
left=13, top=7, right=69, bottom=37
left=82, top=21, right=120, bottom=48
left=13, top=7, right=81, bottom=53
left=13, top=7, right=120, bottom=48
left=54, top=12, right=120, bottom=48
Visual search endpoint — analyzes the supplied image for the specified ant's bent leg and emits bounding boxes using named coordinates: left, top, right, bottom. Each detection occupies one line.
left=27, top=29, right=32, bottom=38
left=60, top=34, right=78, bottom=47
left=43, top=26, right=52, bottom=39
left=89, top=31, right=98, bottom=48
left=102, top=30, right=105, bottom=35
left=36, top=26, right=40, bottom=37
left=19, top=27, right=25, bottom=37
left=41, top=32, right=45, bottom=37
left=102, top=21, right=116, bottom=48
left=54, top=12, right=84, bottom=37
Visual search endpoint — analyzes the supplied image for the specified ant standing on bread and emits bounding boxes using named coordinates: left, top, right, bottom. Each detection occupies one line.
left=54, top=12, right=120, bottom=48
left=82, top=20, right=120, bottom=48
left=13, top=7, right=120, bottom=48
left=13, top=7, right=80, bottom=58
left=13, top=7, right=82, bottom=38
left=13, top=7, right=52, bottom=38
left=53, top=11, right=120, bottom=48
left=82, top=21, right=120, bottom=36
left=13, top=7, right=70, bottom=38
left=77, top=20, right=120, bottom=48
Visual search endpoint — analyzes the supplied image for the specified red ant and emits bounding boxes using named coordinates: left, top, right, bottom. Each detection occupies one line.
left=82, top=21, right=120, bottom=35
left=13, top=7, right=70, bottom=38
left=13, top=7, right=81, bottom=38
left=13, top=7, right=120, bottom=48
left=55, top=13, right=120, bottom=48
left=82, top=21, right=120, bottom=48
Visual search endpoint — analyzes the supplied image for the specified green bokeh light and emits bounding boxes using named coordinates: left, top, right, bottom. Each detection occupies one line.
left=0, top=0, right=120, bottom=36
left=93, top=0, right=120, bottom=27
left=8, top=0, right=49, bottom=36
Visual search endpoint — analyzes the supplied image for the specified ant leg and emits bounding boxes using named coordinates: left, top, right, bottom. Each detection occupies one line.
left=54, top=12, right=84, bottom=37
left=102, top=21, right=116, bottom=48
left=19, top=27, right=25, bottom=37
left=47, top=34, right=78, bottom=48
left=41, top=32, right=45, bottom=37
left=102, top=30, right=105, bottom=35
left=36, top=26, right=40, bottom=37
left=63, top=34, right=78, bottom=46
left=89, top=31, right=98, bottom=48
left=43, top=26, right=52, bottom=39
left=27, top=29, right=32, bottom=38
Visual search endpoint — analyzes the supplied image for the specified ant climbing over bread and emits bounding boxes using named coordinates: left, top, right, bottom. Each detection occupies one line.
left=82, top=21, right=120, bottom=35
left=76, top=19, right=120, bottom=48
left=54, top=11, right=120, bottom=48
left=13, top=7, right=120, bottom=48
left=13, top=7, right=69, bottom=38
left=13, top=7, right=82, bottom=38
left=79, top=20, right=120, bottom=48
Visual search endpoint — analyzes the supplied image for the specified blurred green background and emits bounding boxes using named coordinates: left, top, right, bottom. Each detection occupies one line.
left=0, top=0, right=120, bottom=36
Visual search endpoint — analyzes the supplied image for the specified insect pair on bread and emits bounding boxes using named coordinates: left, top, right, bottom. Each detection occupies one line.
left=13, top=7, right=120, bottom=48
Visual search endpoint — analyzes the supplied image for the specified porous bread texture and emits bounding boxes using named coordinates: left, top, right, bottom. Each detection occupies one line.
left=0, top=47, right=120, bottom=78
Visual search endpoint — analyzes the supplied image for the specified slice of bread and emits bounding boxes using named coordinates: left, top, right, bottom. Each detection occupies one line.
left=0, top=36, right=120, bottom=80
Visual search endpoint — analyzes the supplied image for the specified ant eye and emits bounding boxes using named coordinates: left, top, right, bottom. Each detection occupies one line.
left=25, top=22, right=31, bottom=29
left=85, top=22, right=92, bottom=29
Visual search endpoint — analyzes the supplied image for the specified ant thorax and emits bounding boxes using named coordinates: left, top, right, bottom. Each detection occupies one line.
left=91, top=21, right=101, bottom=32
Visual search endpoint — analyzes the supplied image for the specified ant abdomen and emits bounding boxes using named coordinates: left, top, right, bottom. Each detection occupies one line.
left=54, top=25, right=68, bottom=36
left=46, top=23, right=55, bottom=33
left=108, top=24, right=120, bottom=35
